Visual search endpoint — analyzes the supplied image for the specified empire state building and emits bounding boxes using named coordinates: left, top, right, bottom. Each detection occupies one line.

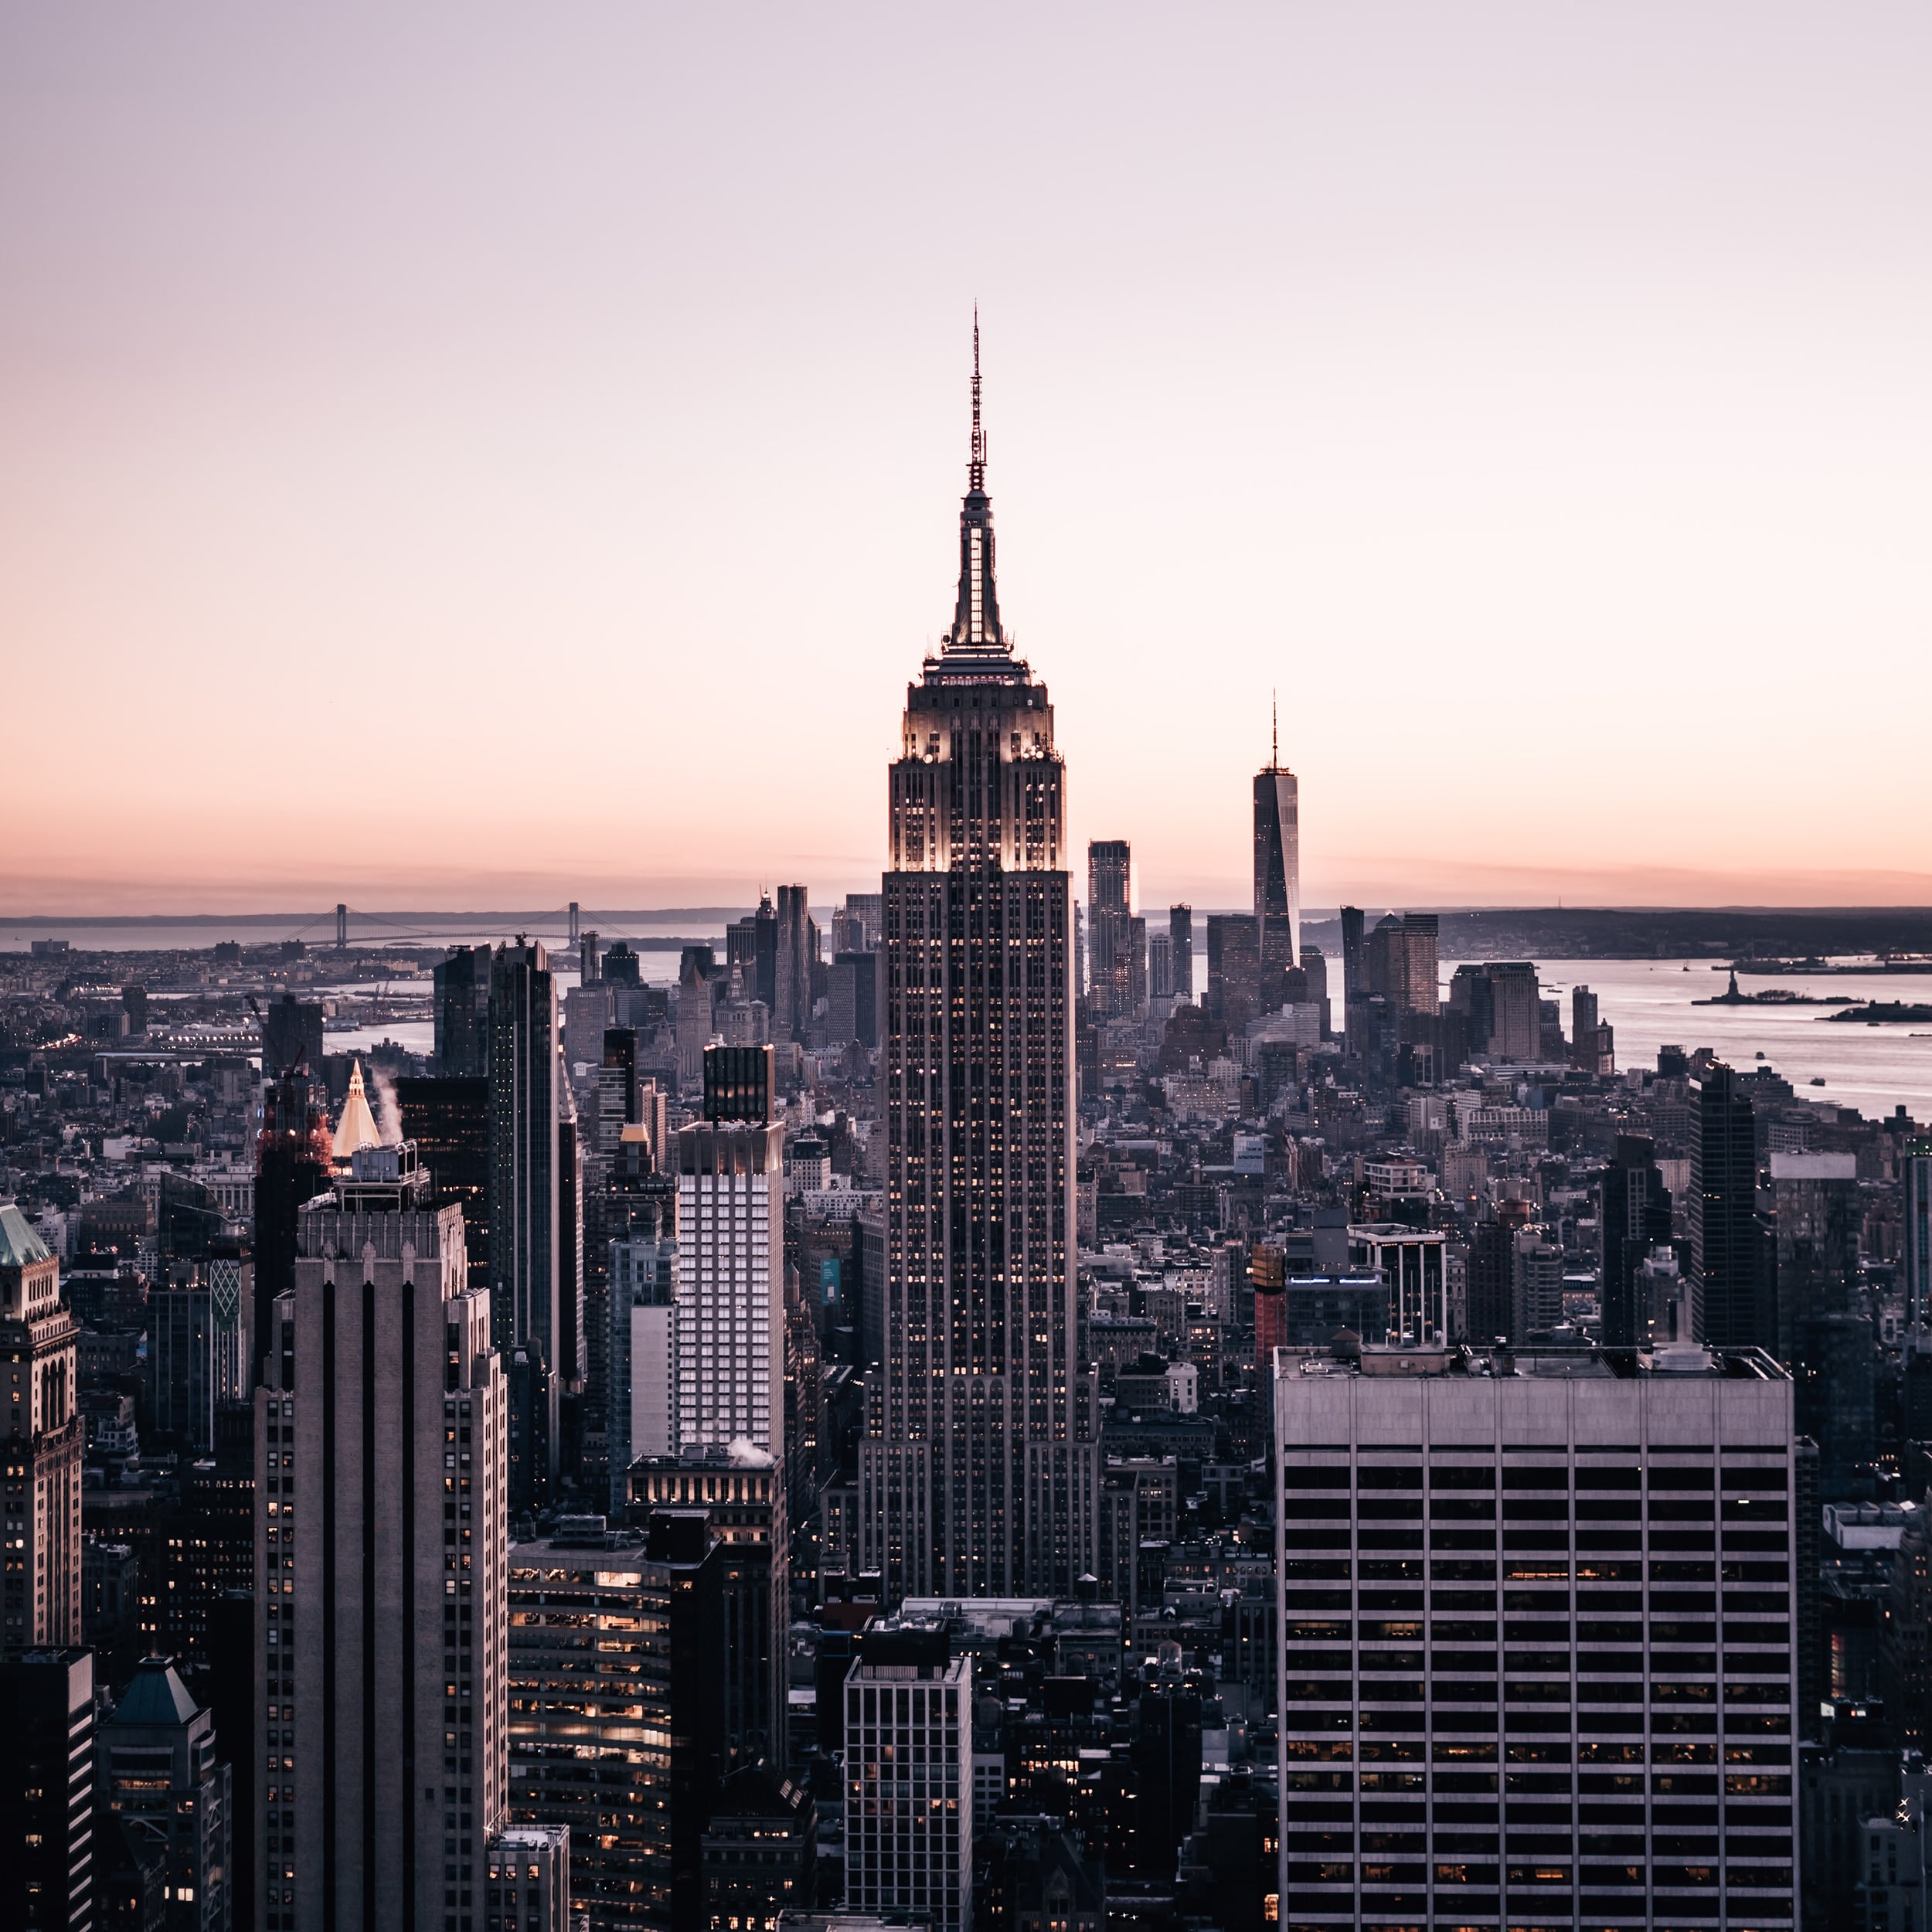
left=858, top=326, right=1099, bottom=1600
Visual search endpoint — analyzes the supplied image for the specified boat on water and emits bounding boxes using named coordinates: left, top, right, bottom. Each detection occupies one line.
left=1811, top=1077, right=1826, bottom=1086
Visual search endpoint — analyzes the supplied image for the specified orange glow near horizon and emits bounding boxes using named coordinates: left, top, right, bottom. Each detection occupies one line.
left=4, top=6, right=1929, bottom=917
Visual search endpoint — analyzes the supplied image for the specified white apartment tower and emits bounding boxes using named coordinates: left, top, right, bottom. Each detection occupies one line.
left=843, top=1636, right=974, bottom=1932
left=672, top=1117, right=784, bottom=1457
left=1274, top=1338, right=1799, bottom=1932
left=256, top=1141, right=511, bottom=1932
left=858, top=322, right=1098, bottom=1600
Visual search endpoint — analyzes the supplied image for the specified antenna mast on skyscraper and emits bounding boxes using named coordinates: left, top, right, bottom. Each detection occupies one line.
left=1271, top=690, right=1279, bottom=771
left=969, top=304, right=985, bottom=492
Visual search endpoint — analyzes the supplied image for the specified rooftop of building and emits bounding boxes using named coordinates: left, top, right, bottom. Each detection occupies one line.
left=105, top=1655, right=200, bottom=1730
left=0, top=1201, right=53, bottom=1267
left=1274, top=1338, right=1790, bottom=1383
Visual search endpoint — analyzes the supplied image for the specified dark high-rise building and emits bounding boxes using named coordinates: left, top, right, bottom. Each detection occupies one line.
left=490, top=941, right=562, bottom=1500
left=97, top=1655, right=233, bottom=1932
left=257, top=1139, right=515, bottom=1932
left=859, top=326, right=1098, bottom=1600
left=1253, top=698, right=1299, bottom=967
left=1168, top=904, right=1192, bottom=1002
left=1088, top=839, right=1130, bottom=917
left=1600, top=1133, right=1673, bottom=1347
left=1086, top=845, right=1144, bottom=1021
left=1690, top=1061, right=1763, bottom=1349
left=1366, top=913, right=1439, bottom=1018
left=704, top=1043, right=776, bottom=1125
left=506, top=1513, right=725, bottom=1932
left=827, top=950, right=880, bottom=1047
left=774, top=886, right=814, bottom=1042
left=1464, top=1213, right=1516, bottom=1344
left=252, top=1071, right=332, bottom=1374
left=1205, top=913, right=1260, bottom=1027
left=0, top=1645, right=94, bottom=1932
left=558, top=1102, right=585, bottom=1400
left=601, top=941, right=643, bottom=988
left=395, top=1074, right=492, bottom=1301
left=1338, top=903, right=1366, bottom=1041
left=1904, top=1138, right=1932, bottom=1330
left=433, top=947, right=492, bottom=1077
left=260, top=994, right=324, bottom=1080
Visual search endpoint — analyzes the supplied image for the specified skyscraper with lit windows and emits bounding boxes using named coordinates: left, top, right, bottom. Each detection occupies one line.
left=858, top=325, right=1098, bottom=1600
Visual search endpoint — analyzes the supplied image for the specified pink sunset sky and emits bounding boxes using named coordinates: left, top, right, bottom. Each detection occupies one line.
left=2, top=4, right=1928, bottom=916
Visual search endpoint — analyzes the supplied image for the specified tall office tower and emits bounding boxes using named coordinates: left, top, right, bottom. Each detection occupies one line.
left=148, top=1264, right=250, bottom=1453
left=843, top=1629, right=974, bottom=1932
left=434, top=947, right=493, bottom=1078
left=1690, top=1061, right=1761, bottom=1349
left=1906, top=1138, right=1932, bottom=1331
left=1088, top=838, right=1131, bottom=917
left=1570, top=985, right=1599, bottom=1067
left=845, top=892, right=884, bottom=950
left=828, top=951, right=882, bottom=1048
left=1512, top=1226, right=1566, bottom=1337
left=256, top=1139, right=509, bottom=1932
left=260, top=994, right=325, bottom=1081
left=601, top=942, right=642, bottom=989
left=675, top=1056, right=784, bottom=1454
left=675, top=949, right=719, bottom=1095
left=580, top=930, right=601, bottom=984
left=1464, top=1214, right=1518, bottom=1345
left=255, top=1069, right=334, bottom=1368
left=558, top=1096, right=585, bottom=1389
left=660, top=1048, right=788, bottom=1764
left=1253, top=699, right=1301, bottom=967
left=1600, top=1134, right=1672, bottom=1347
left=1366, top=913, right=1440, bottom=1018
left=1205, top=913, right=1260, bottom=1026
left=1148, top=931, right=1173, bottom=1002
left=607, top=1217, right=677, bottom=1511
left=1073, top=901, right=1086, bottom=1000
left=491, top=940, right=562, bottom=1500
left=1168, top=904, right=1193, bottom=1002
left=1338, top=903, right=1366, bottom=1036
left=1769, top=1151, right=1859, bottom=1365
left=630, top=1452, right=787, bottom=1774
left=397, top=1076, right=493, bottom=1301
left=506, top=1512, right=723, bottom=1932
left=1485, top=961, right=1542, bottom=1061
left=774, top=886, right=815, bottom=1042
left=0, top=1645, right=94, bottom=1931
left=97, top=1655, right=233, bottom=1932
left=1274, top=1341, right=1799, bottom=1932
left=2, top=1205, right=81, bottom=1655
left=859, top=330, right=1098, bottom=1601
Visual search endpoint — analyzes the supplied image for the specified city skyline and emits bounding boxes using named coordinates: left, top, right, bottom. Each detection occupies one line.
left=5, top=6, right=1930, bottom=913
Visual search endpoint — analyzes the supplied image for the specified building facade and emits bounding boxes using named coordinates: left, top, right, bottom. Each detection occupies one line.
left=255, top=1141, right=509, bottom=1932
left=1691, top=1062, right=1762, bottom=1350
left=859, top=335, right=1098, bottom=1600
left=490, top=940, right=563, bottom=1497
left=2, top=1203, right=82, bottom=1655
left=1274, top=1342, right=1799, bottom=1932
left=1253, top=705, right=1300, bottom=968
left=506, top=1519, right=722, bottom=1932
left=842, top=1635, right=973, bottom=1932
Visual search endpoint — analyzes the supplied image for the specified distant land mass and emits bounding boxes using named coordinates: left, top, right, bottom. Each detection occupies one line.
left=1298, top=906, right=1932, bottom=961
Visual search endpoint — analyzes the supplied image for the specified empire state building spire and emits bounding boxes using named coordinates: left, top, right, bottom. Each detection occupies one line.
left=947, top=308, right=1006, bottom=654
